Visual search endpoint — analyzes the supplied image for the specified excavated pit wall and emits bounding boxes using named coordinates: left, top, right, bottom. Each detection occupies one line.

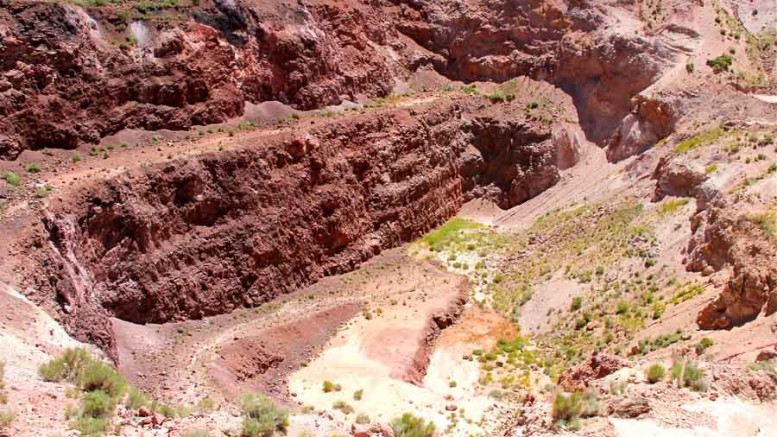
left=23, top=96, right=581, bottom=359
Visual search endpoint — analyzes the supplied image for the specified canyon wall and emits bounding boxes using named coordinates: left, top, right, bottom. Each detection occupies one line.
left=0, top=0, right=690, bottom=160
left=20, top=95, right=582, bottom=358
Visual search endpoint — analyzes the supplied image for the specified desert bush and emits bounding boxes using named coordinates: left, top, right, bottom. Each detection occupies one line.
left=391, top=413, right=435, bottom=437
left=82, top=390, right=115, bottom=418
left=0, top=410, right=14, bottom=429
left=125, top=387, right=148, bottom=409
left=707, top=55, right=732, bottom=73
left=333, top=400, right=354, bottom=415
left=238, top=393, right=288, bottom=437
left=197, top=395, right=216, bottom=412
left=645, top=363, right=665, bottom=384
left=24, top=163, right=41, bottom=173
left=552, top=392, right=582, bottom=430
left=2, top=171, right=20, bottom=187
left=76, top=361, right=126, bottom=397
left=355, top=413, right=370, bottom=425
left=322, top=380, right=341, bottom=393
left=671, top=358, right=706, bottom=391
left=38, top=348, right=92, bottom=383
left=695, top=337, right=714, bottom=354
left=570, top=297, right=582, bottom=311
left=70, top=416, right=107, bottom=436
left=352, top=389, right=363, bottom=401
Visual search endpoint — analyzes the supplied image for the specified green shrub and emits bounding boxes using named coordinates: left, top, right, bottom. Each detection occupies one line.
left=570, top=297, right=582, bottom=311
left=353, top=389, right=363, bottom=401
left=70, top=416, right=107, bottom=436
left=645, top=363, right=665, bottom=384
left=448, top=380, right=457, bottom=388
left=125, top=387, right=148, bottom=409
left=355, top=413, right=371, bottom=424
left=197, top=395, right=216, bottom=412
left=1, top=171, right=21, bottom=187
left=695, top=337, right=714, bottom=354
left=671, top=358, right=706, bottom=391
left=72, top=152, right=81, bottom=163
left=616, top=302, right=629, bottom=315
left=391, top=413, right=435, bottom=437
left=24, top=163, right=41, bottom=173
left=82, top=390, right=115, bottom=418
left=322, top=380, right=341, bottom=393
left=76, top=361, right=126, bottom=397
left=38, top=348, right=92, bottom=383
left=238, top=393, right=288, bottom=437
left=552, top=392, right=582, bottom=430
left=707, top=55, right=732, bottom=73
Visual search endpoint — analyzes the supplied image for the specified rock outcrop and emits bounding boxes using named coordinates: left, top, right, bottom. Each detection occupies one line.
left=557, top=353, right=628, bottom=392
left=686, top=191, right=777, bottom=329
left=1, top=0, right=693, bottom=160
left=19, top=93, right=581, bottom=358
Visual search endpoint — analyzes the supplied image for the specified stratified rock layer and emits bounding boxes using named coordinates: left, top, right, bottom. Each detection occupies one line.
left=20, top=94, right=581, bottom=358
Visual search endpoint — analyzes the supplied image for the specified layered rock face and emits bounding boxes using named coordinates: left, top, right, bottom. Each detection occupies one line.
left=685, top=187, right=777, bottom=329
left=0, top=0, right=397, bottom=158
left=22, top=95, right=581, bottom=358
left=0, top=0, right=689, bottom=160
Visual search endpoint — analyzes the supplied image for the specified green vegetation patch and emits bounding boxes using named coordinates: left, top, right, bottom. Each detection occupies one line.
left=391, top=413, right=435, bottom=437
left=238, top=393, right=288, bottom=437
left=707, top=55, right=733, bottom=73
left=674, top=127, right=724, bottom=154
left=658, top=197, right=690, bottom=216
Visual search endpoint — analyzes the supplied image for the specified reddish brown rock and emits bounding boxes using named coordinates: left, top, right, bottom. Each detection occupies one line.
left=687, top=201, right=777, bottom=330
left=557, top=353, right=629, bottom=392
left=607, top=397, right=650, bottom=418
left=19, top=94, right=577, bottom=359
left=652, top=156, right=708, bottom=201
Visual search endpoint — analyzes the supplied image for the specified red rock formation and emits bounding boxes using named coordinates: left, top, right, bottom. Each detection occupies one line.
left=1, top=0, right=691, bottom=160
left=557, top=352, right=628, bottom=392
left=685, top=192, right=777, bottom=329
left=18, top=95, right=580, bottom=358
left=0, top=0, right=396, bottom=158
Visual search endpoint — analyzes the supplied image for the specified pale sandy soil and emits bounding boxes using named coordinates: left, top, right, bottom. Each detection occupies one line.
left=288, top=257, right=515, bottom=436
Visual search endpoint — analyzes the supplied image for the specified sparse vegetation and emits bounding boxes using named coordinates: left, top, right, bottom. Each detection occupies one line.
left=391, top=413, right=436, bottom=437
left=695, top=337, right=714, bottom=354
left=658, top=198, right=690, bottom=215
left=39, top=348, right=131, bottom=435
left=0, top=411, right=14, bottom=430
left=0, top=361, right=6, bottom=404
left=552, top=392, right=582, bottom=430
left=238, top=393, right=289, bottom=437
left=671, top=358, right=706, bottom=391
left=322, top=380, right=342, bottom=393
left=353, top=389, right=363, bottom=401
left=332, top=400, right=354, bottom=415
left=674, top=127, right=724, bottom=154
left=747, top=209, right=777, bottom=243
left=570, top=297, right=582, bottom=311
left=2, top=171, right=21, bottom=187
left=707, top=55, right=733, bottom=73
left=645, top=363, right=665, bottom=383
left=24, top=163, right=41, bottom=173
